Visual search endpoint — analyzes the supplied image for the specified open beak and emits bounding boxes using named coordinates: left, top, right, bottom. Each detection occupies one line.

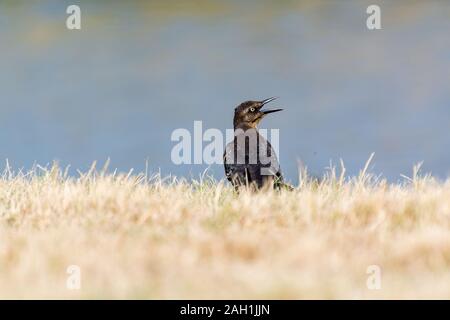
left=260, top=97, right=283, bottom=114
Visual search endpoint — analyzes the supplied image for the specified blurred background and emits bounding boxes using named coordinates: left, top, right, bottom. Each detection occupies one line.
left=1, top=0, right=449, bottom=183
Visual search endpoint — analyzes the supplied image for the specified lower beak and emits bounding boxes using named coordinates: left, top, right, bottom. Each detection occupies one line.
left=261, top=108, right=283, bottom=115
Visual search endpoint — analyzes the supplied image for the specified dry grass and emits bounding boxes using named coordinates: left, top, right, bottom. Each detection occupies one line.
left=0, top=159, right=450, bottom=299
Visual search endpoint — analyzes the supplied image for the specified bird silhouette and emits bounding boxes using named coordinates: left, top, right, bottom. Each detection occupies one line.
left=223, top=97, right=289, bottom=190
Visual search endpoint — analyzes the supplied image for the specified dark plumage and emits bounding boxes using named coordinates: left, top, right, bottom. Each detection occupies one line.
left=223, top=97, right=288, bottom=190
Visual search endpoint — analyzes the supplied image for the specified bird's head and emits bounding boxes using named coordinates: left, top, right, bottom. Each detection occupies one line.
left=233, top=97, right=283, bottom=130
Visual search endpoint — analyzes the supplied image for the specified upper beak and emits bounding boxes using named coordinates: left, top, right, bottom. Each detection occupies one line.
left=261, top=97, right=279, bottom=105
left=260, top=97, right=283, bottom=114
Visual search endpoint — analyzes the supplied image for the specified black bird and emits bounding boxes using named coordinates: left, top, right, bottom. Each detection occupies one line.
left=223, top=97, right=288, bottom=190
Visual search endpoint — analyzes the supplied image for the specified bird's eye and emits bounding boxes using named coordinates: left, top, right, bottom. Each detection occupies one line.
left=249, top=107, right=255, bottom=112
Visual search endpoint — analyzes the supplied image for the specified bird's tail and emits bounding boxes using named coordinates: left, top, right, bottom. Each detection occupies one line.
left=274, top=176, right=295, bottom=191
left=277, top=182, right=295, bottom=191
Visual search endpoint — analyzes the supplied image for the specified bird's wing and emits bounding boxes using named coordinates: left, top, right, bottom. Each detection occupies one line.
left=264, top=138, right=283, bottom=178
left=223, top=141, right=248, bottom=186
left=251, top=134, right=283, bottom=187
left=224, top=130, right=286, bottom=189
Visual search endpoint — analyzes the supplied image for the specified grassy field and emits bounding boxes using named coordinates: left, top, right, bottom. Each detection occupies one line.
left=0, top=160, right=450, bottom=299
